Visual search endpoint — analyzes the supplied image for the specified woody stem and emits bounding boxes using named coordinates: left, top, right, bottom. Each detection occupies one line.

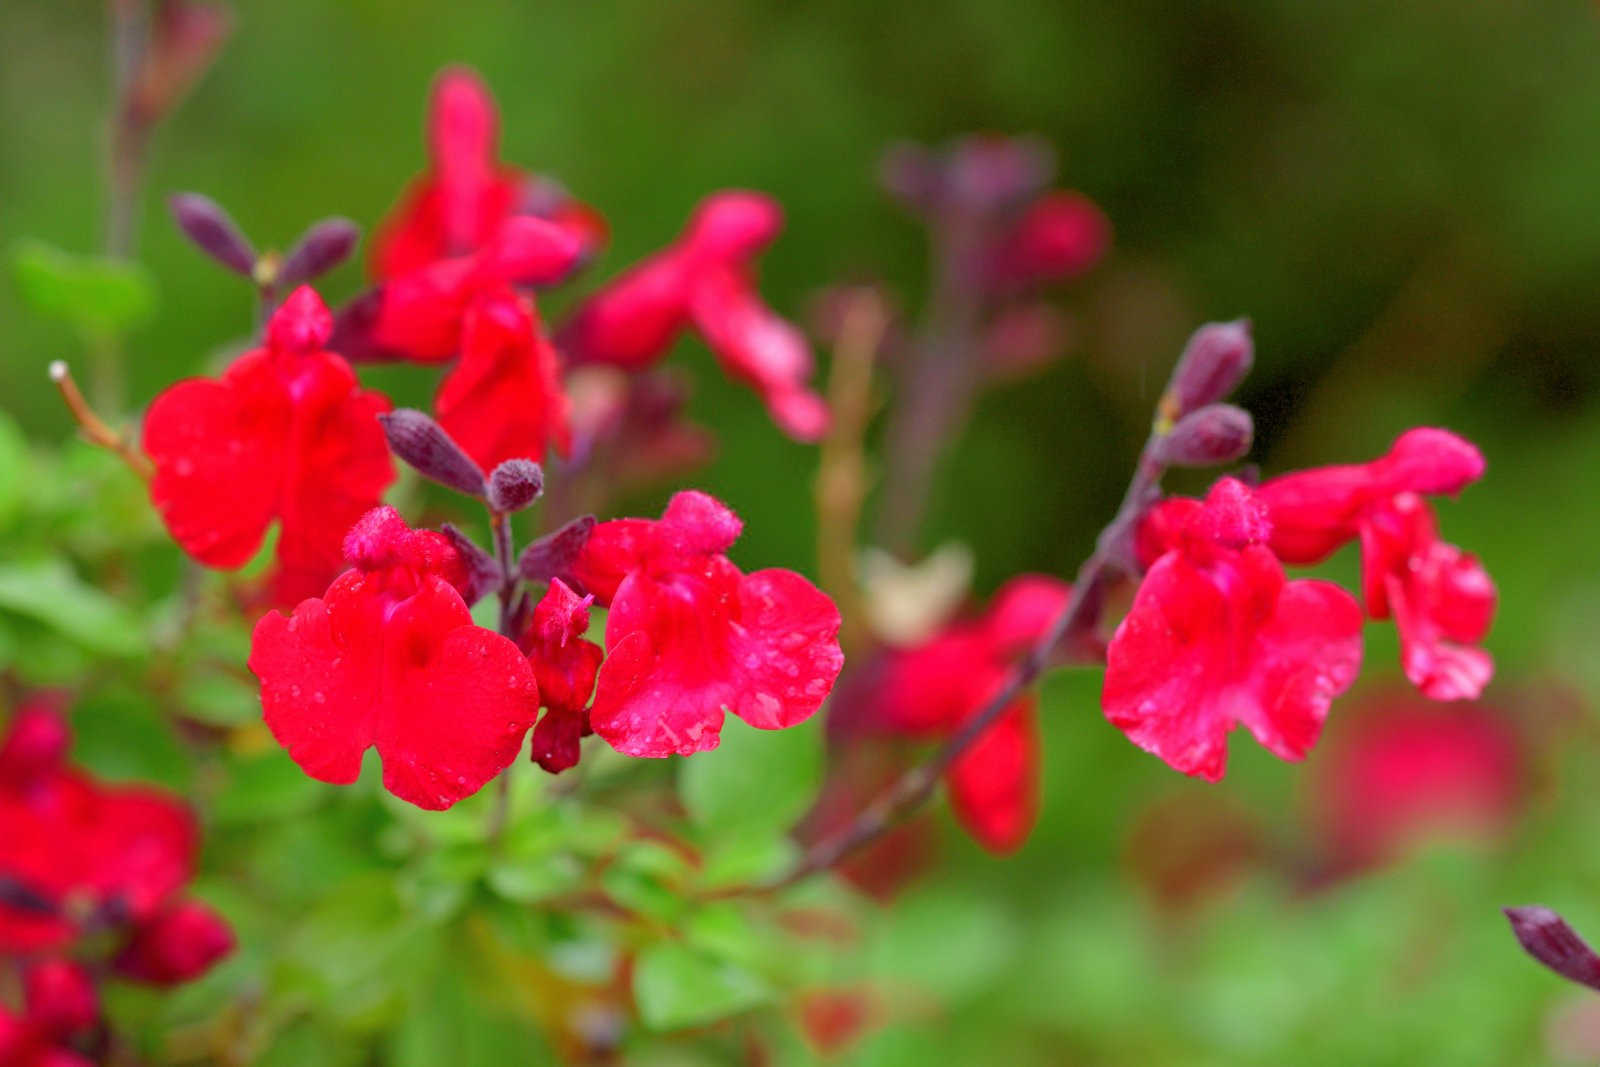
left=767, top=405, right=1176, bottom=891
left=48, top=360, right=153, bottom=480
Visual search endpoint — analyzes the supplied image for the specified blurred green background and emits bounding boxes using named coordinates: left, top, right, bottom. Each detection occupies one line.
left=9, top=0, right=1600, bottom=1063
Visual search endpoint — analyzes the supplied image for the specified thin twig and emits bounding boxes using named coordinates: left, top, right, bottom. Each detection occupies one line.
left=764, top=403, right=1176, bottom=891
left=486, top=507, right=519, bottom=846
left=49, top=360, right=153, bottom=479
left=814, top=289, right=889, bottom=654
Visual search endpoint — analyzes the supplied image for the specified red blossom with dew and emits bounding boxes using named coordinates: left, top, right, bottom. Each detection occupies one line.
left=572, top=491, right=844, bottom=757
left=249, top=506, right=541, bottom=809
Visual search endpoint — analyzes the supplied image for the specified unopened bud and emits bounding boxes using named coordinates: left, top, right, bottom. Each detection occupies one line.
left=487, top=459, right=544, bottom=512
left=1168, top=320, right=1253, bottom=415
left=1504, top=906, right=1600, bottom=992
left=169, top=193, right=257, bottom=276
left=1157, top=404, right=1253, bottom=468
left=519, top=515, right=596, bottom=584
left=114, top=902, right=235, bottom=986
left=377, top=409, right=487, bottom=497
left=278, top=217, right=360, bottom=288
left=0, top=699, right=71, bottom=787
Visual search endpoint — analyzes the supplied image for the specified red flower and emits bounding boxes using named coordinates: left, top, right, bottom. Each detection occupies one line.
left=433, top=289, right=572, bottom=470
left=1307, top=694, right=1523, bottom=873
left=559, top=192, right=830, bottom=441
left=521, top=579, right=604, bottom=773
left=572, top=491, right=843, bottom=757
left=0, top=763, right=196, bottom=953
left=872, top=576, right=1070, bottom=853
left=249, top=506, right=540, bottom=810
left=142, top=286, right=394, bottom=605
left=1103, top=478, right=1364, bottom=782
left=991, top=190, right=1112, bottom=287
left=114, top=900, right=236, bottom=986
left=1256, top=428, right=1495, bottom=700
left=372, top=67, right=604, bottom=280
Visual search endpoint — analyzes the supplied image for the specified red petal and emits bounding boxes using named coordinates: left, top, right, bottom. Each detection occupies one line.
left=681, top=191, right=784, bottom=263
left=1236, top=575, right=1364, bottom=760
left=529, top=708, right=588, bottom=773
left=557, top=253, right=692, bottom=369
left=273, top=353, right=394, bottom=604
left=659, top=490, right=743, bottom=558
left=143, top=349, right=287, bottom=567
left=251, top=572, right=381, bottom=786
left=945, top=700, right=1038, bottom=853
left=570, top=519, right=655, bottom=604
left=436, top=292, right=567, bottom=470
left=724, top=568, right=844, bottom=730
left=688, top=267, right=829, bottom=442
left=24, top=959, right=98, bottom=1035
left=523, top=580, right=603, bottom=719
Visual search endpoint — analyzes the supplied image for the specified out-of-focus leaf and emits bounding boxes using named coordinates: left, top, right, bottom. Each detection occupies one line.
left=0, top=559, right=143, bottom=657
left=179, top=668, right=261, bottom=726
left=388, top=954, right=552, bottom=1067
left=869, top=886, right=1018, bottom=1003
left=680, top=716, right=821, bottom=838
left=697, top=832, right=798, bottom=889
left=632, top=941, right=772, bottom=1030
left=0, top=412, right=30, bottom=531
left=212, top=750, right=328, bottom=825
left=72, top=686, right=191, bottom=789
left=12, top=239, right=156, bottom=335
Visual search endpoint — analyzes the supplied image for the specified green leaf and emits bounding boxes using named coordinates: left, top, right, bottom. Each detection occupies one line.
left=0, top=413, right=29, bottom=532
left=212, top=750, right=328, bottom=825
left=0, top=558, right=143, bottom=657
left=178, top=668, right=262, bottom=726
left=679, top=716, right=821, bottom=839
left=12, top=239, right=156, bottom=335
left=632, top=941, right=772, bottom=1030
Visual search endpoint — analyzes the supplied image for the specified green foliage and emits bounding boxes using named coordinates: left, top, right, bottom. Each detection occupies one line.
left=633, top=941, right=773, bottom=1031
left=11, top=239, right=156, bottom=337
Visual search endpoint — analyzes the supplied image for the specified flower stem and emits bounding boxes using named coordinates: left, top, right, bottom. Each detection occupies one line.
left=767, top=394, right=1178, bottom=891
left=486, top=507, right=519, bottom=846
left=48, top=360, right=153, bottom=479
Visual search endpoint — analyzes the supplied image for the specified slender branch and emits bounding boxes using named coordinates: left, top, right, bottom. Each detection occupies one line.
left=49, top=360, right=153, bottom=479
left=814, top=289, right=889, bottom=654
left=766, top=408, right=1175, bottom=891
left=486, top=507, right=519, bottom=845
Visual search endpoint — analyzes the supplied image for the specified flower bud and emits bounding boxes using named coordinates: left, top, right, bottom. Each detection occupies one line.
left=1157, top=404, right=1253, bottom=468
left=378, top=409, right=487, bottom=497
left=0, top=699, right=71, bottom=788
left=1168, top=320, right=1253, bottom=415
left=487, top=458, right=544, bottom=513
left=114, top=902, right=235, bottom=987
left=1504, top=906, right=1600, bottom=991
left=24, top=959, right=98, bottom=1036
left=518, top=515, right=596, bottom=584
left=169, top=192, right=257, bottom=276
left=277, top=217, right=360, bottom=288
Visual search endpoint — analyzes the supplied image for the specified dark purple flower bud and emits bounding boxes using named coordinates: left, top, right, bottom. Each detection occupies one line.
left=377, top=409, right=487, bottom=497
left=277, top=217, right=360, bottom=288
left=169, top=192, right=257, bottom=276
left=1168, top=320, right=1253, bottom=415
left=440, top=523, right=504, bottom=606
left=519, top=515, right=596, bottom=584
left=487, top=459, right=544, bottom=513
left=944, top=134, right=1055, bottom=212
left=879, top=141, right=942, bottom=213
left=1504, top=906, right=1600, bottom=991
left=1157, top=404, right=1253, bottom=468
